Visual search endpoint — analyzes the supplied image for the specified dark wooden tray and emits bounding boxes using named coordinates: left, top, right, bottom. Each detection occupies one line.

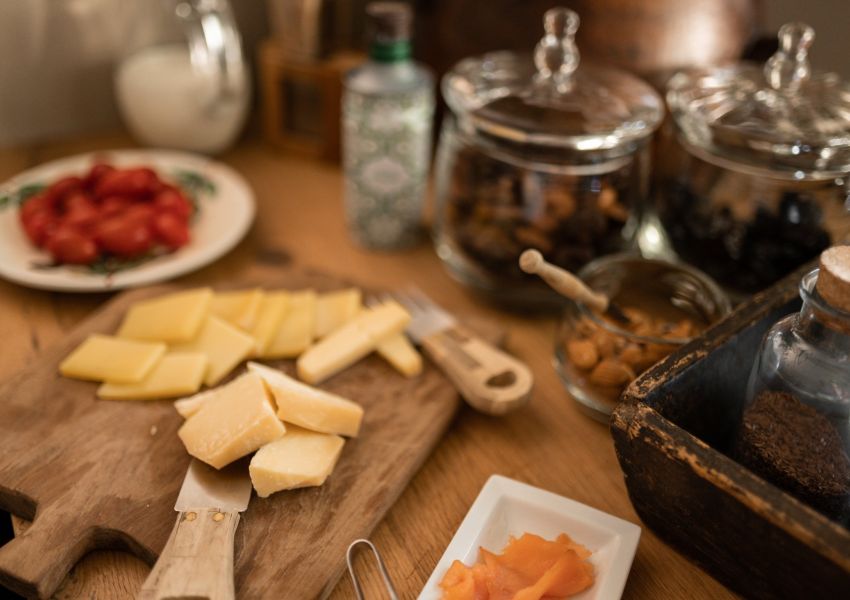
left=611, top=264, right=850, bottom=600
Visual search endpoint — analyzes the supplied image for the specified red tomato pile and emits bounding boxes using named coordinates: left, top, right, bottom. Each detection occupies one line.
left=19, top=163, right=194, bottom=265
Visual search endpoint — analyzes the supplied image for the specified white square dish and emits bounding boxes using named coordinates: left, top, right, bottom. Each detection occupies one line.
left=418, top=475, right=641, bottom=600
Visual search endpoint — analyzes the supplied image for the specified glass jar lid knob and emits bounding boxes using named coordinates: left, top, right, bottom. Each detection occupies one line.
left=764, top=22, right=815, bottom=92
left=533, top=8, right=580, bottom=94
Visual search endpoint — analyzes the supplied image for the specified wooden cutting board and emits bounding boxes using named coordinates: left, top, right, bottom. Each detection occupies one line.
left=0, top=268, right=488, bottom=599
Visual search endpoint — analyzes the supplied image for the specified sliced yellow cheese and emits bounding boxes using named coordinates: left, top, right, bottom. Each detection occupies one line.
left=376, top=334, right=423, bottom=377
left=117, top=288, right=213, bottom=343
left=174, top=388, right=217, bottom=419
left=249, top=292, right=289, bottom=355
left=249, top=425, right=345, bottom=498
left=97, top=353, right=207, bottom=400
left=296, top=300, right=410, bottom=384
left=171, top=315, right=255, bottom=386
left=247, top=362, right=363, bottom=437
left=178, top=371, right=286, bottom=469
left=315, top=288, right=362, bottom=338
left=60, top=334, right=166, bottom=383
left=209, top=288, right=265, bottom=331
left=262, top=290, right=317, bottom=359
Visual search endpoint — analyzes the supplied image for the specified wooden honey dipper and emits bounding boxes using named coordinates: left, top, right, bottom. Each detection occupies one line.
left=519, top=249, right=631, bottom=325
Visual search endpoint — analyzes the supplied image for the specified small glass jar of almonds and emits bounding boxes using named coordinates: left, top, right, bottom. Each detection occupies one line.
left=554, top=255, right=730, bottom=421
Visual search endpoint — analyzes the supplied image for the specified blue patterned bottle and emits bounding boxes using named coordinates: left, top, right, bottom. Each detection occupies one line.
left=342, top=2, right=434, bottom=249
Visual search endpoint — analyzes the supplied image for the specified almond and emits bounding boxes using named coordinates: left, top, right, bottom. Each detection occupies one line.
left=566, top=338, right=599, bottom=371
left=588, top=359, right=635, bottom=388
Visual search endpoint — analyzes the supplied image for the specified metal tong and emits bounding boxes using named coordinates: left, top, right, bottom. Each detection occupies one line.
left=346, top=539, right=399, bottom=600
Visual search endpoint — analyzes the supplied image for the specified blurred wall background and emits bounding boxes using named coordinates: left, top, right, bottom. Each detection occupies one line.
left=0, top=0, right=847, bottom=148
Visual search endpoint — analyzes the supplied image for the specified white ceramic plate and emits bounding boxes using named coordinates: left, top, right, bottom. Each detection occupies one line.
left=418, top=475, right=641, bottom=600
left=0, top=149, right=255, bottom=292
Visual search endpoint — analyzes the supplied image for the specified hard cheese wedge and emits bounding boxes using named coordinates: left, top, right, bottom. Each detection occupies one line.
left=171, top=315, right=256, bottom=386
left=297, top=300, right=410, bottom=384
left=315, top=288, right=362, bottom=338
left=263, top=290, right=317, bottom=359
left=210, top=288, right=265, bottom=331
left=174, top=388, right=217, bottom=419
left=249, top=425, right=345, bottom=498
left=178, top=371, right=286, bottom=469
left=247, top=362, right=363, bottom=437
left=60, top=334, right=166, bottom=383
left=97, top=353, right=208, bottom=400
left=117, top=288, right=213, bottom=343
left=249, top=292, right=289, bottom=355
left=376, top=334, right=422, bottom=377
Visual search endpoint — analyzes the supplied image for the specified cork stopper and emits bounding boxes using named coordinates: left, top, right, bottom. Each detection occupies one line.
left=366, top=2, right=412, bottom=43
left=816, top=246, right=850, bottom=313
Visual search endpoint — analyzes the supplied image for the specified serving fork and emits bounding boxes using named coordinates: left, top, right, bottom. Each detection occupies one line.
left=377, top=288, right=533, bottom=415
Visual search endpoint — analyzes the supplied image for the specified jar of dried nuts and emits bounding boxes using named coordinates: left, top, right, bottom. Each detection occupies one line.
left=554, top=255, right=730, bottom=421
left=434, top=8, right=663, bottom=309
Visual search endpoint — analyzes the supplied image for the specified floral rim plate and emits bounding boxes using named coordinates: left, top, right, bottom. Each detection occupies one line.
left=418, top=475, right=641, bottom=600
left=0, top=149, right=255, bottom=292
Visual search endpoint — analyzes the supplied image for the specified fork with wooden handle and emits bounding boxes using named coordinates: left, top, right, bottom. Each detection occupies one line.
left=385, top=289, right=533, bottom=415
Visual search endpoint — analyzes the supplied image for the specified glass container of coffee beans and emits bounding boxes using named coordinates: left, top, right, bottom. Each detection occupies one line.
left=554, top=254, right=730, bottom=421
left=661, top=22, right=850, bottom=296
left=737, top=247, right=850, bottom=525
left=434, top=7, right=663, bottom=309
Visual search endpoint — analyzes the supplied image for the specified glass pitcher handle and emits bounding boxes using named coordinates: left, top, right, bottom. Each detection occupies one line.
left=174, top=0, right=244, bottom=103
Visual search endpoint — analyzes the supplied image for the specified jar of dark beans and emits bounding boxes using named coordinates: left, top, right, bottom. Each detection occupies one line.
left=737, top=247, right=850, bottom=525
left=434, top=7, right=663, bottom=309
left=661, top=22, right=850, bottom=296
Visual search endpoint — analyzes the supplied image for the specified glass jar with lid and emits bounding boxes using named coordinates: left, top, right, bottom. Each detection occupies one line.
left=736, top=246, right=850, bottom=524
left=433, top=7, right=664, bottom=309
left=660, top=22, right=850, bottom=295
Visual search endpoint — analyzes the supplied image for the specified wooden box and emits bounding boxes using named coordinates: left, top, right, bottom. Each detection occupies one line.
left=611, top=264, right=850, bottom=599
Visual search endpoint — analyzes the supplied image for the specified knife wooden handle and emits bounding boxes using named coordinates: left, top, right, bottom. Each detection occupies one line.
left=422, top=324, right=533, bottom=415
left=139, top=508, right=240, bottom=600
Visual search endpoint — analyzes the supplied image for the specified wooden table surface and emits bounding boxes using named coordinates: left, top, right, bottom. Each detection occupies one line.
left=0, top=134, right=738, bottom=600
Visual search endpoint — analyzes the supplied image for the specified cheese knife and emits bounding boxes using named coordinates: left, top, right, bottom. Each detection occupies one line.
left=386, top=288, right=533, bottom=415
left=138, top=458, right=252, bottom=600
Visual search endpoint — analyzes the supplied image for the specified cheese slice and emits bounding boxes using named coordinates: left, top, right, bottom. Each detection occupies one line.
left=315, top=288, right=362, bottom=338
left=297, top=300, right=410, bottom=384
left=60, top=334, right=166, bottom=383
left=174, top=387, right=218, bottom=419
left=171, top=315, right=256, bottom=386
left=178, top=371, right=286, bottom=469
left=376, top=334, right=423, bottom=377
left=247, top=362, right=363, bottom=437
left=209, top=288, right=265, bottom=331
left=249, top=425, right=345, bottom=498
left=262, top=290, right=317, bottom=359
left=117, top=288, right=212, bottom=343
left=249, top=292, right=289, bottom=355
left=97, top=353, right=207, bottom=400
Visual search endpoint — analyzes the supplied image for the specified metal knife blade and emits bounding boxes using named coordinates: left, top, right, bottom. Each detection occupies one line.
left=174, top=458, right=252, bottom=513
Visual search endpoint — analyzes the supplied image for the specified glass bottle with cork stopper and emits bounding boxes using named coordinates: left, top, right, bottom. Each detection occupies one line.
left=738, top=246, right=850, bottom=523
left=342, top=2, right=435, bottom=250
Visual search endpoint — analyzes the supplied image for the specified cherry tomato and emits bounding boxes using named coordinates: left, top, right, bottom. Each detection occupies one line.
left=94, top=168, right=160, bottom=199
left=46, top=226, right=98, bottom=264
left=45, top=176, right=83, bottom=203
left=95, top=216, right=154, bottom=257
left=152, top=212, right=190, bottom=249
left=22, top=211, right=59, bottom=247
left=62, top=193, right=99, bottom=230
left=99, top=195, right=131, bottom=218
left=19, top=193, right=53, bottom=224
left=154, top=188, right=193, bottom=221
left=123, top=203, right=156, bottom=227
left=83, top=163, right=114, bottom=190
